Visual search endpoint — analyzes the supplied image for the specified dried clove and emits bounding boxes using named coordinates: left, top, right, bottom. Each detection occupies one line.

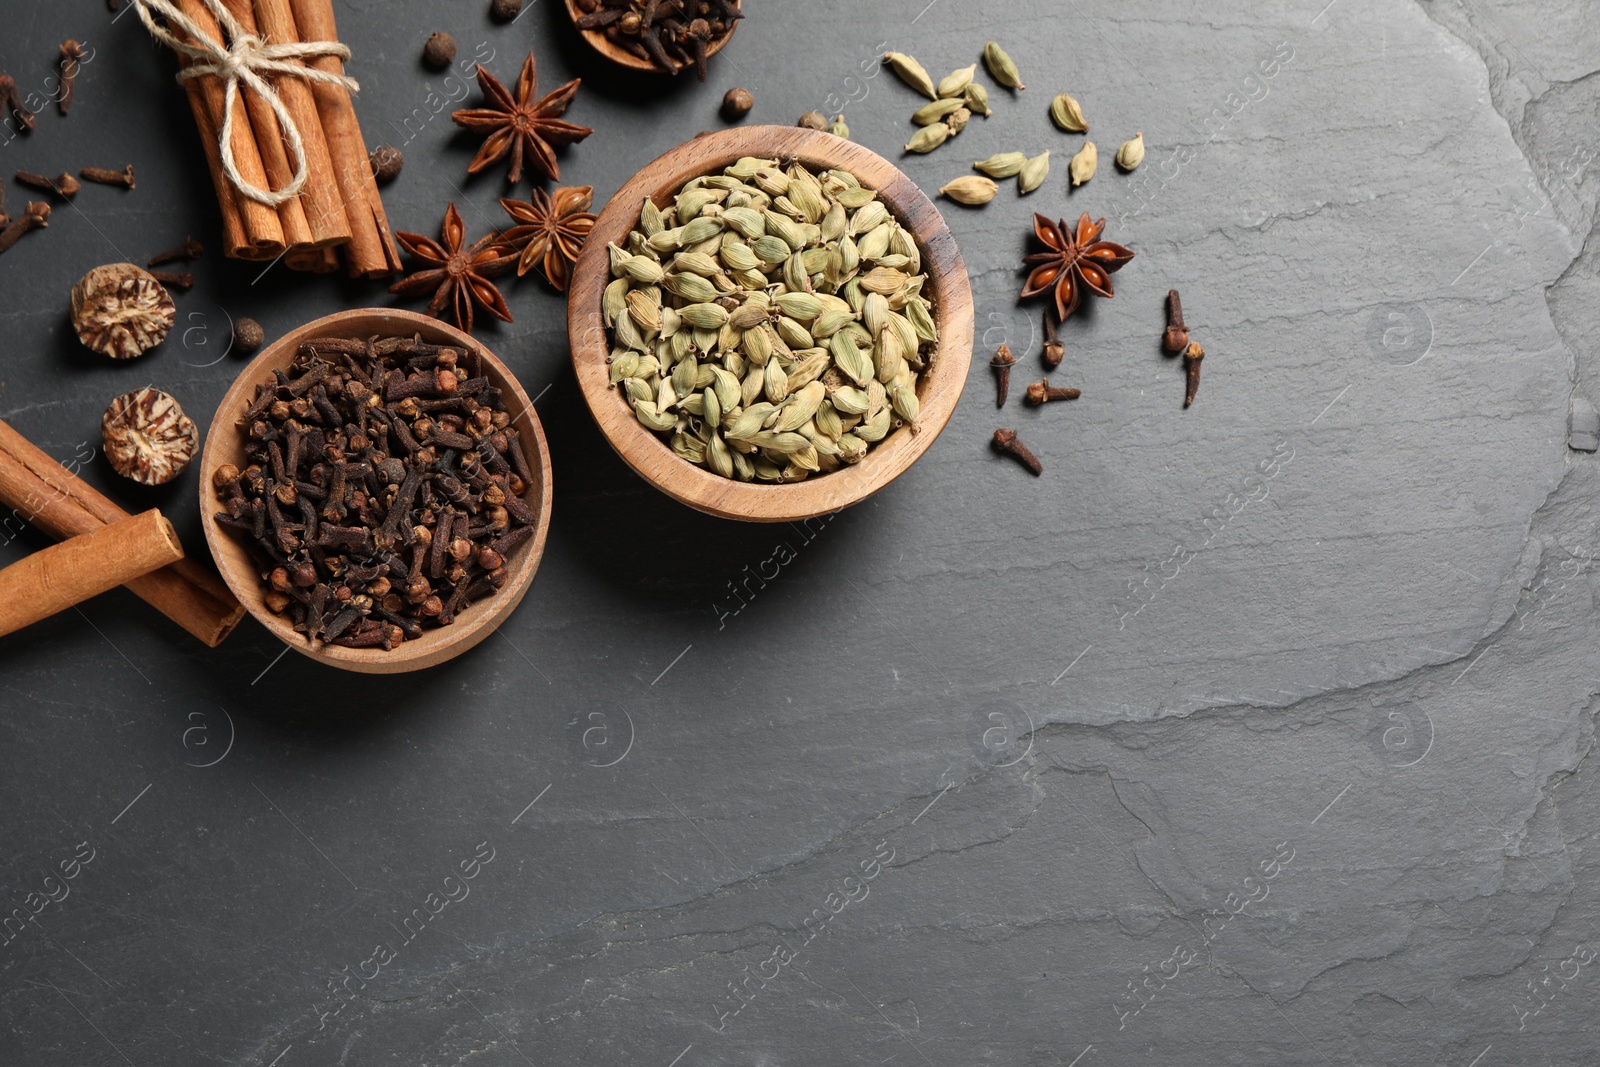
left=1163, top=289, right=1189, bottom=354
left=58, top=41, right=86, bottom=115
left=579, top=0, right=743, bottom=78
left=148, top=269, right=195, bottom=292
left=992, top=428, right=1042, bottom=476
left=1042, top=310, right=1064, bottom=369
left=991, top=344, right=1016, bottom=408
left=15, top=170, right=79, bottom=201
left=1025, top=380, right=1081, bottom=405
left=0, top=202, right=50, bottom=256
left=80, top=164, right=136, bottom=189
left=1183, top=341, right=1204, bottom=408
left=0, top=74, right=34, bottom=133
left=147, top=236, right=204, bottom=267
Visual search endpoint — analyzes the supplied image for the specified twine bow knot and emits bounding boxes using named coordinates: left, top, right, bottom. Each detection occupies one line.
left=131, top=0, right=360, bottom=207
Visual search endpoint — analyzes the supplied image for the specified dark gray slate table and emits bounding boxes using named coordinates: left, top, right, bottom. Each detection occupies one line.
left=2, top=1, right=1597, bottom=1064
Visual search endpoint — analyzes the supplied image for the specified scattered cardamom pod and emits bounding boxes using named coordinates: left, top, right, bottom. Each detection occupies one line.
left=983, top=41, right=1025, bottom=90
left=883, top=51, right=937, bottom=99
left=1018, top=150, right=1051, bottom=195
left=829, top=114, right=850, bottom=139
left=1069, top=141, right=1098, bottom=186
left=936, top=64, right=977, bottom=99
left=944, top=107, right=972, bottom=135
left=905, top=123, right=951, bottom=154
left=974, top=152, right=1028, bottom=179
left=964, top=82, right=992, bottom=118
left=1050, top=92, right=1088, bottom=133
left=912, top=97, right=966, bottom=126
left=1115, top=131, right=1145, bottom=172
left=940, top=175, right=999, bottom=206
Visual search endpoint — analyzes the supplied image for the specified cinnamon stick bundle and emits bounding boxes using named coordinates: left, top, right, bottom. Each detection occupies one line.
left=0, top=418, right=243, bottom=646
left=0, top=511, right=184, bottom=638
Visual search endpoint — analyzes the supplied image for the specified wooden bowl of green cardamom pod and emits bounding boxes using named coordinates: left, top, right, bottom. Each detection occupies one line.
left=567, top=125, right=975, bottom=523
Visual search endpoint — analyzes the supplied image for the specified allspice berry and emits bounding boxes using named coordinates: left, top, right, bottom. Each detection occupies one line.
left=722, top=87, right=754, bottom=122
left=490, top=0, right=522, bottom=22
left=369, top=145, right=403, bottom=183
left=798, top=111, right=828, bottom=131
left=233, top=317, right=265, bottom=356
left=422, top=31, right=456, bottom=70
left=71, top=264, right=176, bottom=360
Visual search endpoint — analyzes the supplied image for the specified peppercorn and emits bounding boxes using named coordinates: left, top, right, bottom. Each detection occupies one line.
left=490, top=0, right=522, bottom=22
left=368, top=145, right=403, bottom=183
left=422, top=31, right=456, bottom=70
left=722, top=87, right=754, bottom=122
left=233, top=317, right=265, bottom=356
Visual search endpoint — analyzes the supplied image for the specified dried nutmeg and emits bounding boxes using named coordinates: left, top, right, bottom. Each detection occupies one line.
left=233, top=317, right=265, bottom=356
left=102, top=387, right=199, bottom=485
left=369, top=145, right=403, bottom=183
left=71, top=263, right=176, bottom=359
left=422, top=31, right=456, bottom=70
left=722, top=87, right=754, bottom=121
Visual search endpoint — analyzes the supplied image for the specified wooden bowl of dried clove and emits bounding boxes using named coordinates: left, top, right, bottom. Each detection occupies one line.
left=198, top=309, right=553, bottom=674
left=564, top=0, right=743, bottom=78
left=567, top=125, right=975, bottom=523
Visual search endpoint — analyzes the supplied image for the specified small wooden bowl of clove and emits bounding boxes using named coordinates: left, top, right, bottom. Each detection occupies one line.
left=564, top=0, right=743, bottom=79
left=567, top=125, right=975, bottom=523
left=198, top=309, right=553, bottom=674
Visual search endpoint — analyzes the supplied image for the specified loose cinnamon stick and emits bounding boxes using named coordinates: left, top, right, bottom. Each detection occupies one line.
left=0, top=418, right=244, bottom=646
left=244, top=0, right=353, bottom=250
left=0, top=510, right=184, bottom=638
left=172, top=0, right=285, bottom=258
left=286, top=0, right=402, bottom=277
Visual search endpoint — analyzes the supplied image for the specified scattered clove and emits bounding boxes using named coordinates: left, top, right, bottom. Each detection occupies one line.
left=1183, top=341, right=1204, bottom=408
left=80, top=164, right=136, bottom=189
left=0, top=202, right=49, bottom=256
left=1025, top=379, right=1080, bottom=405
left=58, top=41, right=86, bottom=115
left=1163, top=289, right=1189, bottom=353
left=15, top=170, right=79, bottom=201
left=1042, top=310, right=1063, bottom=369
left=0, top=74, right=34, bottom=133
left=147, top=236, right=204, bottom=267
left=991, top=344, right=1016, bottom=408
left=992, top=428, right=1042, bottom=476
left=148, top=269, right=195, bottom=292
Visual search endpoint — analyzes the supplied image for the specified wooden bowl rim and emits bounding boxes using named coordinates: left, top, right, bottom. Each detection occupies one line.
left=197, top=309, right=554, bottom=675
left=562, top=0, right=742, bottom=75
left=567, top=125, right=975, bottom=523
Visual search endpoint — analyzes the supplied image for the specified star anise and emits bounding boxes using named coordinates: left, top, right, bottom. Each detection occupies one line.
left=1020, top=212, right=1135, bottom=322
left=390, top=203, right=517, bottom=334
left=499, top=185, right=597, bottom=292
left=451, top=54, right=593, bottom=184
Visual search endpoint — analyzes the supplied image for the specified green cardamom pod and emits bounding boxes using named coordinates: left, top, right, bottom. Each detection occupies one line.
left=890, top=384, right=921, bottom=424
left=678, top=303, right=729, bottom=330
left=939, top=175, right=998, bottom=206
left=944, top=107, right=972, bottom=135
left=903, top=123, right=951, bottom=154
left=1018, top=150, right=1051, bottom=195
left=774, top=292, right=825, bottom=321
left=973, top=152, right=1028, bottom=178
left=982, top=41, right=1025, bottom=90
left=638, top=198, right=665, bottom=237
left=1069, top=141, right=1098, bottom=187
left=936, top=64, right=977, bottom=99
left=883, top=51, right=937, bottom=99
left=1051, top=92, right=1088, bottom=133
left=828, top=115, right=850, bottom=139
left=912, top=97, right=966, bottom=126
left=1115, top=131, right=1146, bottom=172
left=964, top=82, right=992, bottom=117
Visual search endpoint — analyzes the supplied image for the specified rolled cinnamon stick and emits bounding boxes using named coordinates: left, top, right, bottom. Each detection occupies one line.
left=172, top=0, right=285, bottom=258
left=0, top=511, right=185, bottom=638
left=0, top=419, right=244, bottom=646
left=242, top=0, right=353, bottom=250
left=182, top=65, right=253, bottom=261
left=286, top=0, right=402, bottom=277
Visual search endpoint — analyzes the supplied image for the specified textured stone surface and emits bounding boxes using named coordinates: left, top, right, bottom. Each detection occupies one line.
left=1, top=0, right=1598, bottom=1064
